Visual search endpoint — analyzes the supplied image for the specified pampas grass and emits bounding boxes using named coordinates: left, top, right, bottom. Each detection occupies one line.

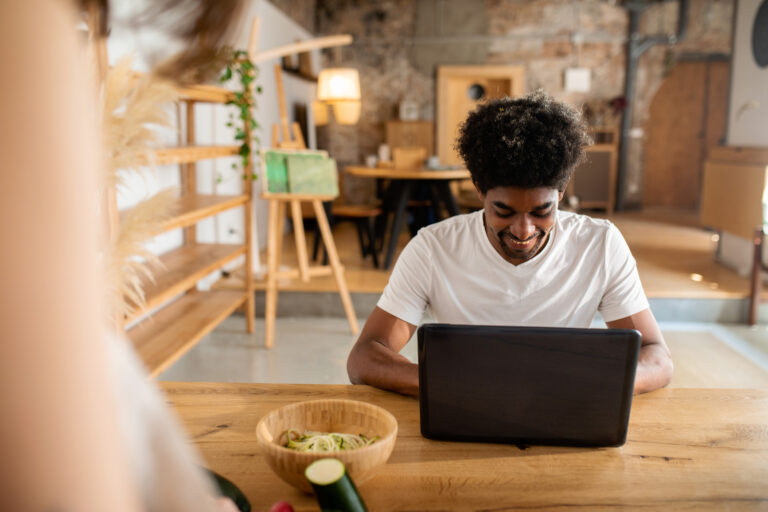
left=102, top=56, right=179, bottom=319
left=103, top=56, right=178, bottom=189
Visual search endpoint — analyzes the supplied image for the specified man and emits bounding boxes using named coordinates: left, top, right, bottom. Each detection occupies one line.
left=347, top=91, right=673, bottom=397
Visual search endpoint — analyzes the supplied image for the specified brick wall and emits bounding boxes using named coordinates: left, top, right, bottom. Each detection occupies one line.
left=312, top=0, right=733, bottom=205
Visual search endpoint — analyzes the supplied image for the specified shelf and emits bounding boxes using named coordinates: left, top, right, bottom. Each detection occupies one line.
left=176, top=84, right=234, bottom=103
left=153, top=145, right=240, bottom=165
left=131, top=71, right=234, bottom=104
left=126, top=243, right=246, bottom=323
left=127, top=289, right=247, bottom=377
left=281, top=67, right=318, bottom=83
left=121, top=193, right=248, bottom=236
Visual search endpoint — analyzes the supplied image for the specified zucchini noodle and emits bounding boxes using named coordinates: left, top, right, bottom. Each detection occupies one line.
left=281, top=429, right=378, bottom=452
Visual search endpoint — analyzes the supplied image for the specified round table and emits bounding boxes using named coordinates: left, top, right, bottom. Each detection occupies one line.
left=345, top=165, right=471, bottom=269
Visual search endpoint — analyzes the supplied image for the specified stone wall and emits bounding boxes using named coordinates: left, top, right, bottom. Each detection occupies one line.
left=269, top=0, right=316, bottom=32
left=312, top=0, right=733, bottom=206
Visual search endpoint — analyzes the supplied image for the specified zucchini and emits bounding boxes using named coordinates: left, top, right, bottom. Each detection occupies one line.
left=206, top=469, right=251, bottom=512
left=305, top=458, right=367, bottom=512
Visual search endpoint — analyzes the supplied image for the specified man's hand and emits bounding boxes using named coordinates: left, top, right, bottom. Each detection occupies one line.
left=607, top=308, right=673, bottom=394
left=347, top=307, right=419, bottom=396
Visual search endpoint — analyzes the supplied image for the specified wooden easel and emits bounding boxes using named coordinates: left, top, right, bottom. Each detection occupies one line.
left=249, top=18, right=359, bottom=348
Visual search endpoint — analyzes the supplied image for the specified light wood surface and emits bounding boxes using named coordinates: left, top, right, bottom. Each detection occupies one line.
left=127, top=290, right=246, bottom=377
left=119, top=194, right=248, bottom=236
left=700, top=160, right=767, bottom=240
left=709, top=146, right=768, bottom=165
left=182, top=101, right=197, bottom=245
left=262, top=192, right=338, bottom=202
left=164, top=383, right=768, bottom=511
left=312, top=199, right=359, bottom=335
left=386, top=121, right=434, bottom=155
left=345, top=166, right=470, bottom=180
left=152, top=145, right=240, bottom=165
left=643, top=61, right=729, bottom=209
left=392, top=146, right=427, bottom=170
left=250, top=34, right=353, bottom=64
left=130, top=71, right=234, bottom=104
left=290, top=200, right=310, bottom=282
left=175, top=84, right=233, bottom=104
left=125, top=243, right=245, bottom=323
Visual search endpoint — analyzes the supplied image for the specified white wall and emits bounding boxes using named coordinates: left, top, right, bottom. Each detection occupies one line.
left=727, top=0, right=768, bottom=147
left=107, top=0, right=319, bottom=281
left=718, top=0, right=768, bottom=277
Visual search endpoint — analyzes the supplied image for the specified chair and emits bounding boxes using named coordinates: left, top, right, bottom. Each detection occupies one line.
left=312, top=170, right=383, bottom=268
left=749, top=227, right=767, bottom=325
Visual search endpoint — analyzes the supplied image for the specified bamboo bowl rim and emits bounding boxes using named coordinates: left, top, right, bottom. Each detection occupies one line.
left=255, top=399, right=398, bottom=458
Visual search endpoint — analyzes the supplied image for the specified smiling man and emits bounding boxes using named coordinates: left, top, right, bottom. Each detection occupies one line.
left=347, top=91, right=673, bottom=397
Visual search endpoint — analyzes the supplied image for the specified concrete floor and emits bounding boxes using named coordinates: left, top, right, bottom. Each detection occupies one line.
left=159, top=315, right=768, bottom=389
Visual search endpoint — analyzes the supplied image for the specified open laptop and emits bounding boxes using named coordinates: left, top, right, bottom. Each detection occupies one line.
left=418, top=324, right=641, bottom=447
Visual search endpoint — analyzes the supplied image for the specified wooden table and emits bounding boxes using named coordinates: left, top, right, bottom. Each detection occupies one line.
left=164, top=383, right=768, bottom=511
left=345, top=166, right=471, bottom=269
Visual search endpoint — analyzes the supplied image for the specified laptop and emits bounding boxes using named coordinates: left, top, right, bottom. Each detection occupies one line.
left=418, top=324, right=641, bottom=447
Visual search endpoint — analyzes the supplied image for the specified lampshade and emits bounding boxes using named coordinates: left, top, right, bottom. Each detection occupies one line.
left=317, top=68, right=361, bottom=102
left=313, top=100, right=330, bottom=126
left=333, top=100, right=361, bottom=125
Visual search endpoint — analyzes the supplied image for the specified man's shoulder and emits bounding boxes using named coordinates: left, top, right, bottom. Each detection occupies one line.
left=418, top=210, right=481, bottom=241
left=557, top=210, right=615, bottom=240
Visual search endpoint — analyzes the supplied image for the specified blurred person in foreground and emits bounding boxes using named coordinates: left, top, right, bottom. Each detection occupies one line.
left=0, top=1, right=251, bottom=511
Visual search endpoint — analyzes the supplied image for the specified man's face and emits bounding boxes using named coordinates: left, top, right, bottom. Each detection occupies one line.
left=478, top=185, right=563, bottom=265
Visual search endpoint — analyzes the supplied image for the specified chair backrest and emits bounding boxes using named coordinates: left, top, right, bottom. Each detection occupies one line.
left=393, top=146, right=427, bottom=170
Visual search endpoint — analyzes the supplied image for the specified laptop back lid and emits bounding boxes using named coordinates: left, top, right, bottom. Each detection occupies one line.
left=418, top=324, right=641, bottom=447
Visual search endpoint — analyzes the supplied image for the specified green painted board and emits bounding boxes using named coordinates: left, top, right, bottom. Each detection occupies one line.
left=286, top=154, right=339, bottom=197
left=263, top=150, right=289, bottom=193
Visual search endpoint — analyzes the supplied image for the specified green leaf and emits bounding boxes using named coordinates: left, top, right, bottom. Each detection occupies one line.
left=220, top=67, right=232, bottom=82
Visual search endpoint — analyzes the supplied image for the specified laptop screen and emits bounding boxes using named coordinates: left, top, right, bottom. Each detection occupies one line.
left=418, top=324, right=641, bottom=446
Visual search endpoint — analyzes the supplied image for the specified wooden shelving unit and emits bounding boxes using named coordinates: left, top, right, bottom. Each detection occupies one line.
left=120, top=194, right=249, bottom=235
left=153, top=145, right=240, bottom=165
left=121, top=82, right=255, bottom=376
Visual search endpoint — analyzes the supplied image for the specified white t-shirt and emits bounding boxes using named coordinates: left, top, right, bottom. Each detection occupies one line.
left=377, top=210, right=649, bottom=327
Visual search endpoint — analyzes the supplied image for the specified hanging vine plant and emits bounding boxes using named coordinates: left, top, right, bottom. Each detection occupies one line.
left=220, top=48, right=262, bottom=180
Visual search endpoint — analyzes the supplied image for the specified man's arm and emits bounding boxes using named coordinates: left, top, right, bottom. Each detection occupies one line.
left=606, top=308, right=673, bottom=394
left=347, top=307, right=419, bottom=396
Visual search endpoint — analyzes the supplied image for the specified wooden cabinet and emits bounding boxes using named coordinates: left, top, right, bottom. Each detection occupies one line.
left=700, top=146, right=768, bottom=240
left=436, top=65, right=525, bottom=166
left=386, top=121, right=434, bottom=156
left=567, top=127, right=619, bottom=214
left=121, top=84, right=255, bottom=377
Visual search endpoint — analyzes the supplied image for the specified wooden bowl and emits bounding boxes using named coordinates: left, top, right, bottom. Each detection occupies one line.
left=255, top=399, right=398, bottom=493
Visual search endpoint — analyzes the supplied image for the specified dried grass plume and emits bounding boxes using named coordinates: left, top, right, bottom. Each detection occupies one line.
left=102, top=56, right=178, bottom=319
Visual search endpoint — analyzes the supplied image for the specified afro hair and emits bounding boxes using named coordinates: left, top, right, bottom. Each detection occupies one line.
left=456, top=90, right=592, bottom=193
